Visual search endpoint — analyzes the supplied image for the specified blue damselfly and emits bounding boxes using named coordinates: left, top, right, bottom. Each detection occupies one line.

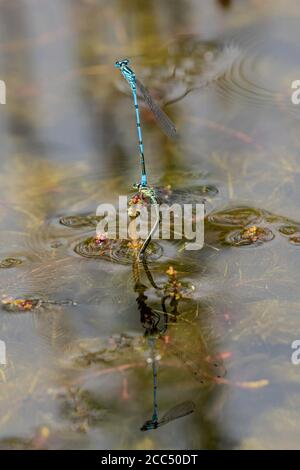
left=115, top=59, right=176, bottom=187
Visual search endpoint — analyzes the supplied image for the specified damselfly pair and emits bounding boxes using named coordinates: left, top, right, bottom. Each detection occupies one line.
left=115, top=59, right=176, bottom=258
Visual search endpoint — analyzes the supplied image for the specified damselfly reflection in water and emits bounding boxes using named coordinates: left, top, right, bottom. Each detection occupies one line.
left=134, top=276, right=196, bottom=431
left=133, top=257, right=225, bottom=431
left=142, top=336, right=195, bottom=432
left=141, top=401, right=196, bottom=432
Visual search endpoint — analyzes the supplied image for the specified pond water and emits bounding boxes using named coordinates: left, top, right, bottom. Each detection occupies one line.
left=0, top=0, right=300, bottom=450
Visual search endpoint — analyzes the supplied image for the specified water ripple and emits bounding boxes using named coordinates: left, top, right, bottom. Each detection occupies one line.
left=208, top=206, right=264, bottom=227
left=224, top=226, right=275, bottom=247
left=214, top=25, right=299, bottom=112
left=74, top=236, right=163, bottom=264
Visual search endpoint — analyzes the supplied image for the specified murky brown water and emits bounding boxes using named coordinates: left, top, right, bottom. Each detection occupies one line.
left=0, top=0, right=300, bottom=450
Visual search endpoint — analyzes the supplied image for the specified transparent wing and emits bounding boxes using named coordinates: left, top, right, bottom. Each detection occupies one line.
left=156, top=185, right=218, bottom=205
left=171, top=345, right=226, bottom=384
left=158, top=400, right=195, bottom=426
left=140, top=419, right=157, bottom=431
left=141, top=401, right=195, bottom=431
left=135, top=78, right=177, bottom=139
left=165, top=325, right=227, bottom=385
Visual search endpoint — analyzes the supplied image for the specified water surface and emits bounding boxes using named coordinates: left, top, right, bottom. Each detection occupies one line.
left=0, top=0, right=300, bottom=450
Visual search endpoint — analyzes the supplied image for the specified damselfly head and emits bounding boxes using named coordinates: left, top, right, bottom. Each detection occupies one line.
left=115, top=59, right=129, bottom=68
left=140, top=420, right=157, bottom=431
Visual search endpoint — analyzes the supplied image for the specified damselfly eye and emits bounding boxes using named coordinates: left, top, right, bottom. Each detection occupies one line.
left=115, top=59, right=129, bottom=68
